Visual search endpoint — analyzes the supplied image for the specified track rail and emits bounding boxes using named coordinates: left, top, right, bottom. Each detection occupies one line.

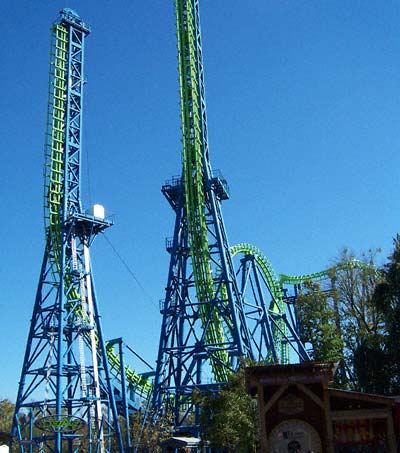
left=44, top=23, right=67, bottom=274
left=45, top=19, right=152, bottom=408
left=177, top=0, right=229, bottom=381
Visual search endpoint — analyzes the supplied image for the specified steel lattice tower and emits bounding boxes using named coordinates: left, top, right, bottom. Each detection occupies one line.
left=12, top=10, right=123, bottom=452
left=153, top=0, right=270, bottom=433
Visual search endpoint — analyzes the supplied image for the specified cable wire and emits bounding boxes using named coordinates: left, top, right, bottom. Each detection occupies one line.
left=102, top=232, right=159, bottom=311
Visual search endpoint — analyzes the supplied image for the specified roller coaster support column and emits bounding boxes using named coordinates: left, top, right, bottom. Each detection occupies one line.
left=108, top=338, right=132, bottom=450
left=153, top=0, right=255, bottom=434
left=11, top=9, right=123, bottom=452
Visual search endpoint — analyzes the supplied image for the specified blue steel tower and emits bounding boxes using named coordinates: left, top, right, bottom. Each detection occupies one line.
left=153, top=0, right=260, bottom=433
left=12, top=10, right=123, bottom=452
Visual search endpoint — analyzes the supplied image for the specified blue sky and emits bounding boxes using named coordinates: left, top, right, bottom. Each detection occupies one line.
left=1, top=0, right=399, bottom=401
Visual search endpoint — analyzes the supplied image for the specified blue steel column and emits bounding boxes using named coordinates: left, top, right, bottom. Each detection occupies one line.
left=192, top=0, right=253, bottom=357
left=153, top=0, right=255, bottom=434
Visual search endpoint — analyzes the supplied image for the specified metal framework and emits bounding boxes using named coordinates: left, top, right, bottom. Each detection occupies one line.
left=151, top=0, right=344, bottom=434
left=11, top=3, right=360, bottom=448
left=153, top=0, right=269, bottom=433
left=11, top=9, right=123, bottom=452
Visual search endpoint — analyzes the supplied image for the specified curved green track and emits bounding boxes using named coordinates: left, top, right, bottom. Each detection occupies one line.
left=230, top=243, right=284, bottom=306
left=228, top=243, right=377, bottom=363
left=230, top=243, right=288, bottom=362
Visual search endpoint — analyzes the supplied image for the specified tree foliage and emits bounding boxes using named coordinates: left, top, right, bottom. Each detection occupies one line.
left=126, top=410, right=173, bottom=453
left=0, top=398, right=14, bottom=444
left=370, top=234, right=400, bottom=394
left=193, top=360, right=258, bottom=452
left=297, top=248, right=384, bottom=390
left=297, top=280, right=343, bottom=363
left=352, top=334, right=391, bottom=394
left=333, top=248, right=383, bottom=354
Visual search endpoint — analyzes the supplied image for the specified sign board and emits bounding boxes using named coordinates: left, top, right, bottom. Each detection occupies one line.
left=35, top=415, right=86, bottom=433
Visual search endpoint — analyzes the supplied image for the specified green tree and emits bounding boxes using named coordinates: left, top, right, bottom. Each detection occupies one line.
left=352, top=334, right=391, bottom=394
left=297, top=280, right=343, bottom=363
left=333, top=248, right=383, bottom=356
left=129, top=410, right=173, bottom=452
left=371, top=235, right=400, bottom=394
left=194, top=360, right=258, bottom=452
left=0, top=398, right=14, bottom=445
left=296, top=248, right=384, bottom=390
left=333, top=248, right=389, bottom=393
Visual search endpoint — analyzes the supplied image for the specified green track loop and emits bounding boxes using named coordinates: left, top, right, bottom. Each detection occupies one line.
left=230, top=243, right=288, bottom=363
left=229, top=243, right=378, bottom=363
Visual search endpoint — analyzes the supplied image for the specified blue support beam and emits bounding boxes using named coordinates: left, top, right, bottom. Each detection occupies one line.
left=153, top=0, right=256, bottom=435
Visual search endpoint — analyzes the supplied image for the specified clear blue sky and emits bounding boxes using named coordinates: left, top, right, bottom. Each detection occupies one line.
left=1, top=0, right=399, bottom=401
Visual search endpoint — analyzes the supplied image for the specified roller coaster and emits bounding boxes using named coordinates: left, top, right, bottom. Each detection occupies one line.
left=11, top=2, right=358, bottom=452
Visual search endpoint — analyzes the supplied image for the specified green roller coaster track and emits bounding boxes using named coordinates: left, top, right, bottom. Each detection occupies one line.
left=177, top=1, right=229, bottom=382
left=230, top=243, right=285, bottom=307
left=45, top=23, right=153, bottom=405
left=175, top=0, right=340, bottom=376
left=229, top=243, right=327, bottom=363
left=279, top=260, right=376, bottom=285
left=228, top=244, right=379, bottom=363
left=45, top=8, right=379, bottom=410
left=45, top=23, right=67, bottom=272
left=230, top=243, right=288, bottom=363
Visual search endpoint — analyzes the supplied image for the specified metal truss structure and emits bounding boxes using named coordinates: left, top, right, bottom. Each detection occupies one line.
left=11, top=9, right=124, bottom=452
left=11, top=2, right=355, bottom=448
left=153, top=0, right=278, bottom=434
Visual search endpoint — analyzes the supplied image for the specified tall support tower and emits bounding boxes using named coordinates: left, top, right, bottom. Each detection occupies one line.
left=153, top=0, right=263, bottom=432
left=12, top=9, right=123, bottom=452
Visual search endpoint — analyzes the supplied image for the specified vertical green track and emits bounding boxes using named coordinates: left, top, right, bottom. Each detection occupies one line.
left=44, top=22, right=152, bottom=402
left=176, top=0, right=229, bottom=382
left=44, top=24, right=67, bottom=269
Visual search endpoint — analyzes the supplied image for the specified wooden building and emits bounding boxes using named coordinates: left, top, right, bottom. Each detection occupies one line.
left=246, top=362, right=399, bottom=452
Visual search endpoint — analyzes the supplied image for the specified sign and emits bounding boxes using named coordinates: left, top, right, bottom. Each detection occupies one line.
left=333, top=419, right=388, bottom=447
left=260, top=375, right=325, bottom=385
left=278, top=394, right=304, bottom=415
left=35, top=415, right=86, bottom=433
left=269, top=419, right=322, bottom=452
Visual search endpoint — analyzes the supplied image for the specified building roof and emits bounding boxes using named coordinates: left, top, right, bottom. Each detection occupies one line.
left=160, top=436, right=202, bottom=447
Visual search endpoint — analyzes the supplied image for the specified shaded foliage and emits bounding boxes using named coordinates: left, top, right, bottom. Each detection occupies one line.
left=129, top=410, right=173, bottom=453
left=0, top=398, right=14, bottom=444
left=332, top=248, right=385, bottom=391
left=370, top=234, right=400, bottom=394
left=352, top=335, right=391, bottom=394
left=334, top=250, right=382, bottom=344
